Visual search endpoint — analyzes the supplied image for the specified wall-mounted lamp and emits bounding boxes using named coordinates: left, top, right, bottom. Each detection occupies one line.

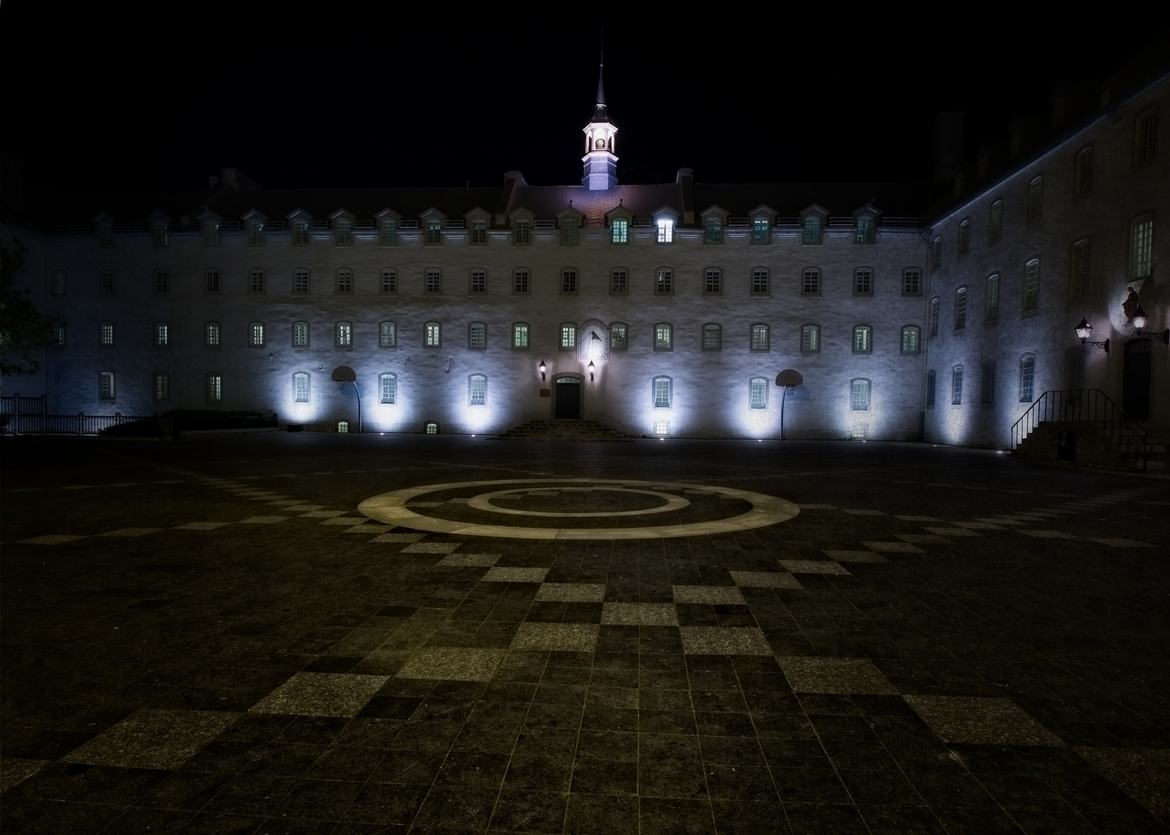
left=445, top=358, right=453, bottom=373
left=538, top=360, right=547, bottom=382
left=1074, top=318, right=1110, bottom=353
left=1131, top=306, right=1170, bottom=345
left=587, top=360, right=595, bottom=382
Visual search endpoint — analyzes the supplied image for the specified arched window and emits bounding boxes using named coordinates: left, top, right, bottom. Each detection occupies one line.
left=928, top=297, right=940, bottom=336
left=292, top=321, right=310, bottom=347
left=702, top=323, right=721, bottom=351
left=852, top=325, right=872, bottom=354
left=512, top=322, right=530, bottom=350
left=1018, top=355, right=1036, bottom=403
left=749, top=378, right=768, bottom=410
left=378, top=321, right=396, bottom=348
left=1027, top=175, right=1044, bottom=222
left=954, top=287, right=968, bottom=330
left=1129, top=213, right=1154, bottom=280
left=1023, top=258, right=1041, bottom=311
left=850, top=379, right=871, bottom=411
left=925, top=370, right=937, bottom=408
left=248, top=321, right=265, bottom=347
left=654, top=323, right=673, bottom=351
left=292, top=372, right=310, bottom=403
left=424, top=321, right=441, bottom=347
left=468, top=321, right=486, bottom=350
left=652, top=376, right=672, bottom=408
left=750, top=324, right=769, bottom=352
left=334, top=268, right=353, bottom=294
left=952, top=366, right=964, bottom=405
left=799, top=324, right=820, bottom=353
left=335, top=321, right=353, bottom=348
left=468, top=374, right=487, bottom=406
left=379, top=373, right=397, bottom=404
left=750, top=268, right=770, bottom=296
left=900, top=325, right=920, bottom=355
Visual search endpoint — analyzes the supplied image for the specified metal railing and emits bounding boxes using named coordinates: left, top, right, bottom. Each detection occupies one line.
left=0, top=395, right=149, bottom=436
left=1010, top=388, right=1150, bottom=468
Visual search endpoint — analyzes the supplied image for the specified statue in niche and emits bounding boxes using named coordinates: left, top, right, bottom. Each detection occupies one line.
left=1123, top=287, right=1140, bottom=322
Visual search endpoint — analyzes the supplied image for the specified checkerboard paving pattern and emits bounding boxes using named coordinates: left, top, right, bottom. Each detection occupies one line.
left=249, top=673, right=389, bottom=718
left=63, top=709, right=240, bottom=769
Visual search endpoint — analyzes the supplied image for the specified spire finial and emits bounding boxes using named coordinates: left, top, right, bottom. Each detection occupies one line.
left=596, top=31, right=606, bottom=108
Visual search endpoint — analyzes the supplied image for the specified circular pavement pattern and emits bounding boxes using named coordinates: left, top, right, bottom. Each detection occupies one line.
left=358, top=478, right=800, bottom=540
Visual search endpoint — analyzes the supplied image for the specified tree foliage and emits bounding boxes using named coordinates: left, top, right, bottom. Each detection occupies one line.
left=1, top=238, right=55, bottom=375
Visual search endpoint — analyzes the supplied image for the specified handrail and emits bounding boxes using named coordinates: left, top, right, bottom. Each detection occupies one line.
left=1010, top=388, right=1149, bottom=469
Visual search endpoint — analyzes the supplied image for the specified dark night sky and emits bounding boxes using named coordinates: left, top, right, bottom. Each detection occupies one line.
left=4, top=6, right=1168, bottom=198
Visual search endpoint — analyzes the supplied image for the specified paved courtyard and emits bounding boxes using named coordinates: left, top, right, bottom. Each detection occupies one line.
left=1, top=432, right=1168, bottom=834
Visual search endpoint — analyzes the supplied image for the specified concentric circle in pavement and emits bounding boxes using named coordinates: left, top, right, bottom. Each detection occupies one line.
left=357, top=478, right=799, bottom=539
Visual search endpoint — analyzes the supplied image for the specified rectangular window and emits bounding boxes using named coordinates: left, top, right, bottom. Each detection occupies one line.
left=99, top=270, right=114, bottom=294
left=653, top=377, right=671, bottom=408
left=153, top=270, right=168, bottom=294
left=703, top=269, right=722, bottom=295
left=751, top=269, right=770, bottom=296
left=379, top=321, right=396, bottom=348
left=850, top=380, right=871, bottom=411
left=53, top=323, right=66, bottom=346
left=610, top=324, right=628, bottom=351
left=802, top=215, right=822, bottom=245
left=926, top=370, right=936, bottom=408
left=801, top=268, right=820, bottom=296
left=425, top=269, right=442, bottom=294
left=989, top=199, right=1003, bottom=243
left=336, top=321, right=353, bottom=348
left=380, top=269, right=396, bottom=294
left=153, top=372, right=169, bottom=402
left=654, top=324, right=672, bottom=351
left=293, top=373, right=310, bottom=403
left=800, top=324, right=819, bottom=353
left=98, top=371, right=115, bottom=401
left=425, top=322, right=441, bottom=347
left=750, top=324, right=769, bottom=352
left=335, top=269, right=353, bottom=294
left=1074, top=146, right=1094, bottom=197
left=611, top=218, right=629, bottom=244
left=981, top=361, right=996, bottom=405
left=656, top=218, right=674, bottom=243
left=248, top=322, right=265, bottom=347
left=749, top=378, right=767, bottom=410
left=293, top=321, right=310, bottom=347
left=380, top=374, right=397, bottom=404
left=601, top=268, right=625, bottom=296
left=1130, top=217, right=1154, bottom=279
left=954, top=288, right=968, bottom=330
left=751, top=217, right=770, bottom=244
left=900, top=326, right=920, bottom=354
left=1023, top=259, right=1041, bottom=312
left=1019, top=357, right=1036, bottom=402
left=852, top=326, right=872, bottom=354
left=471, top=221, right=488, bottom=246
left=561, top=269, right=578, bottom=295
left=705, top=218, right=723, bottom=243
left=853, top=269, right=872, bottom=296
left=1070, top=239, right=1091, bottom=296
left=702, top=324, right=721, bottom=351
left=902, top=268, right=921, bottom=296
left=469, top=375, right=487, bottom=406
left=205, top=321, right=221, bottom=347
left=469, top=270, right=486, bottom=294
left=154, top=322, right=169, bottom=347
left=951, top=367, right=963, bottom=405
left=654, top=269, right=672, bottom=295
left=468, top=322, right=486, bottom=350
left=100, top=322, right=115, bottom=346
left=293, top=269, right=310, bottom=294
left=248, top=270, right=265, bottom=294
left=854, top=215, right=875, bottom=244
left=425, top=221, right=442, bottom=245
left=928, top=298, right=940, bottom=336
left=207, top=374, right=223, bottom=402
left=512, top=220, right=531, bottom=245
left=513, top=269, right=530, bottom=294
left=292, top=221, right=311, bottom=246
left=46, top=270, right=67, bottom=297
left=379, top=221, right=398, bottom=246
left=206, top=270, right=221, bottom=294
left=512, top=323, right=529, bottom=349
left=985, top=274, right=1000, bottom=323
left=560, top=218, right=579, bottom=245
left=560, top=324, right=577, bottom=349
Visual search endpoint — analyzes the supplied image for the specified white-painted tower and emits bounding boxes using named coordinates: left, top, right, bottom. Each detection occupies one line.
left=582, top=55, right=618, bottom=191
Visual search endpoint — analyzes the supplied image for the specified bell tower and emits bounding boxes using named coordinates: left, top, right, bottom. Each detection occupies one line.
left=582, top=52, right=618, bottom=191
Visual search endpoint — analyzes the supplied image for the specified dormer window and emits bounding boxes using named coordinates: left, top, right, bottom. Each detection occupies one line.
left=95, top=217, right=113, bottom=248
left=425, top=221, right=442, bottom=245
left=334, top=217, right=354, bottom=246
left=513, top=220, right=532, bottom=245
left=1026, top=176, right=1044, bottom=223
left=656, top=218, right=674, bottom=244
left=751, top=217, right=771, bottom=245
left=379, top=219, right=398, bottom=246
left=611, top=217, right=629, bottom=245
left=854, top=215, right=876, bottom=245
left=705, top=217, right=723, bottom=244
left=292, top=220, right=311, bottom=246
left=150, top=219, right=168, bottom=248
left=470, top=220, right=487, bottom=246
left=247, top=219, right=265, bottom=246
left=802, top=215, right=823, bottom=246
left=560, top=217, right=580, bottom=246
left=202, top=218, right=221, bottom=247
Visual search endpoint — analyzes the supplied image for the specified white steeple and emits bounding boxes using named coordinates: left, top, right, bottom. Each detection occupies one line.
left=582, top=48, right=618, bottom=191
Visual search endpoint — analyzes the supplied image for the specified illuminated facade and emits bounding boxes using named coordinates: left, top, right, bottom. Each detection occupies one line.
left=4, top=63, right=1167, bottom=445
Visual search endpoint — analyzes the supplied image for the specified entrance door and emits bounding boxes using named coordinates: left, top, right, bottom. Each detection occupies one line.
left=554, top=376, right=581, bottom=418
left=1123, top=339, right=1152, bottom=420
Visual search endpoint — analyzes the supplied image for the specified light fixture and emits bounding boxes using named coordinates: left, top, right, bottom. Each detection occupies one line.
left=587, top=360, right=595, bottom=382
left=538, top=360, right=547, bottom=381
left=445, top=358, right=453, bottom=373
left=1074, top=318, right=1109, bottom=353
left=1131, top=306, right=1170, bottom=345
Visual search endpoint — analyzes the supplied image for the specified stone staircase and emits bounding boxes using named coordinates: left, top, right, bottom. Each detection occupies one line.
left=497, top=418, right=631, bottom=441
left=1015, top=421, right=1168, bottom=472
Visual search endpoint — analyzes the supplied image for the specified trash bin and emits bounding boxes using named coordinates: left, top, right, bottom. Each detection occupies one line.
left=1057, top=430, right=1077, bottom=462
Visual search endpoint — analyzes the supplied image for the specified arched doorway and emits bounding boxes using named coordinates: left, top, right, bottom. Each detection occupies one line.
left=1123, top=339, right=1152, bottom=420
left=554, top=376, right=582, bottom=419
